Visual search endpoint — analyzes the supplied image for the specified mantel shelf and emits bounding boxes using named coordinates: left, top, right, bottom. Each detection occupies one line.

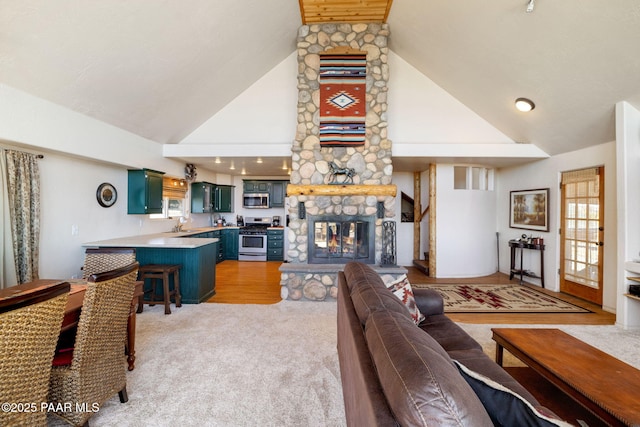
left=286, top=184, right=397, bottom=197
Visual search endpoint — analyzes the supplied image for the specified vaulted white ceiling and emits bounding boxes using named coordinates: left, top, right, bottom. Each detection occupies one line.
left=2, top=0, right=640, bottom=175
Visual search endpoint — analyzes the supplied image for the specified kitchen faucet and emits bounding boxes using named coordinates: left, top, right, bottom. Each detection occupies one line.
left=172, top=217, right=184, bottom=232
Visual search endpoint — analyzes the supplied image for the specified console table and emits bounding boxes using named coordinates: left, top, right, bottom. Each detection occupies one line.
left=508, top=239, right=545, bottom=288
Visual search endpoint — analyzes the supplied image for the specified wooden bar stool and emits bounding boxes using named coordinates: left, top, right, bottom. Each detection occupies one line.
left=137, top=264, right=182, bottom=314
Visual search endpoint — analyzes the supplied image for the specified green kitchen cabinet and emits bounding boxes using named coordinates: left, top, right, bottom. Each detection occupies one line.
left=128, top=169, right=165, bottom=214
left=270, top=181, right=287, bottom=208
left=267, top=228, right=284, bottom=261
left=191, top=182, right=214, bottom=213
left=243, top=180, right=270, bottom=193
left=134, top=243, right=216, bottom=303
left=222, top=228, right=239, bottom=260
left=214, top=185, right=234, bottom=213
left=242, top=180, right=289, bottom=208
left=211, top=230, right=223, bottom=263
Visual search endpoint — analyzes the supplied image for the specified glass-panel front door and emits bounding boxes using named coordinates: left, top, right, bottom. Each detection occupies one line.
left=560, top=167, right=603, bottom=305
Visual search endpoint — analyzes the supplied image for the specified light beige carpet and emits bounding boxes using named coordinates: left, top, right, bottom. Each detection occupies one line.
left=412, top=283, right=590, bottom=313
left=47, top=301, right=640, bottom=426
left=48, top=301, right=346, bottom=427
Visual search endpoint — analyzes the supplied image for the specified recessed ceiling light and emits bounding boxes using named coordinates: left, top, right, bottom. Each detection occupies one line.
left=229, top=162, right=235, bottom=170
left=515, top=98, right=535, bottom=112
left=241, top=168, right=246, bottom=175
left=215, top=157, right=221, bottom=164
left=257, top=157, right=263, bottom=164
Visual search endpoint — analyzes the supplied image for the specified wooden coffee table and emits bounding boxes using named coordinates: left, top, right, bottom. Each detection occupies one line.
left=492, top=328, right=640, bottom=427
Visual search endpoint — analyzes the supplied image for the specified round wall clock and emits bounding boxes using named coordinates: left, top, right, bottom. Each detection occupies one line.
left=96, top=183, right=117, bottom=207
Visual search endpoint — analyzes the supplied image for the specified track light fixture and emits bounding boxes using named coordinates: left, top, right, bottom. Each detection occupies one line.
left=526, top=0, right=535, bottom=13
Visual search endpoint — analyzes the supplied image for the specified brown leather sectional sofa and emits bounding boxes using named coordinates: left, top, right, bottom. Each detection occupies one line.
left=337, top=262, right=567, bottom=426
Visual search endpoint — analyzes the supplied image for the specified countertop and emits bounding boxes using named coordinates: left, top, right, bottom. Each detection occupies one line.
left=82, top=226, right=231, bottom=249
left=82, top=225, right=285, bottom=249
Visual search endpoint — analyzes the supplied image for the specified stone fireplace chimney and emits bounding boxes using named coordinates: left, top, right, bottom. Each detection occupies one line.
left=279, top=23, right=406, bottom=301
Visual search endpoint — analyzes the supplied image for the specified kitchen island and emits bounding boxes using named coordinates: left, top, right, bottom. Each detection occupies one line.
left=83, top=229, right=221, bottom=303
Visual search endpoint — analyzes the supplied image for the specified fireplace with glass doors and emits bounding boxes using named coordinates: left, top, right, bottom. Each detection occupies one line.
left=307, top=215, right=375, bottom=264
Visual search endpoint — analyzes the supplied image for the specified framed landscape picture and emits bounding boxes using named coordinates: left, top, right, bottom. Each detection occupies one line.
left=509, top=188, right=549, bottom=232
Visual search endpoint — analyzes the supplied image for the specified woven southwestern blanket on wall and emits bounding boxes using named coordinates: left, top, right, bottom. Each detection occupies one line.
left=319, top=53, right=366, bottom=147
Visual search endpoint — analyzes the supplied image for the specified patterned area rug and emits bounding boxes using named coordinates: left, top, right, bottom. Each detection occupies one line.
left=412, top=284, right=591, bottom=313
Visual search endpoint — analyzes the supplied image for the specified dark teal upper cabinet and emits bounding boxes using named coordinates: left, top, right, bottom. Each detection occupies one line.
left=128, top=169, right=165, bottom=214
left=242, top=180, right=288, bottom=208
left=214, top=185, right=234, bottom=213
left=270, top=181, right=287, bottom=208
left=191, top=182, right=214, bottom=214
left=243, top=180, right=270, bottom=193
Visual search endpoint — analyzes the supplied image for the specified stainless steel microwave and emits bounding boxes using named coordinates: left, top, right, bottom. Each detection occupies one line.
left=242, top=193, right=269, bottom=209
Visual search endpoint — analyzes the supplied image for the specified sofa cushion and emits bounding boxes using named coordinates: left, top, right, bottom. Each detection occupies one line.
left=385, top=274, right=425, bottom=324
left=453, top=360, right=572, bottom=427
left=351, top=284, right=413, bottom=326
left=365, top=309, right=493, bottom=427
left=345, top=262, right=414, bottom=325
left=343, top=261, right=388, bottom=294
left=413, top=288, right=445, bottom=316
left=420, top=314, right=483, bottom=352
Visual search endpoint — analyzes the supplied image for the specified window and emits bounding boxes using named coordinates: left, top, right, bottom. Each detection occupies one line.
left=453, top=166, right=494, bottom=191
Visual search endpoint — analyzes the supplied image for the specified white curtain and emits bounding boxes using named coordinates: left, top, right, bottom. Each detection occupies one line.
left=0, top=150, right=18, bottom=288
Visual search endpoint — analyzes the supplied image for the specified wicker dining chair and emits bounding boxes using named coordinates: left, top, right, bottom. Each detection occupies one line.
left=48, top=262, right=139, bottom=427
left=81, top=248, right=136, bottom=279
left=0, top=281, right=70, bottom=427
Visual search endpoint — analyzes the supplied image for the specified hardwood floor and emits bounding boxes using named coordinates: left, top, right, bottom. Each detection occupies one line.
left=207, top=261, right=282, bottom=304
left=208, top=261, right=615, bottom=325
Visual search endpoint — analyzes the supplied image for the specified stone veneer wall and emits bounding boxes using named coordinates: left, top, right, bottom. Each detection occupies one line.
left=280, top=23, right=405, bottom=301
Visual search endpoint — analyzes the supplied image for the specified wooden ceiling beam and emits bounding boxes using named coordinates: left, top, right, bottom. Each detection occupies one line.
left=299, top=0, right=393, bottom=24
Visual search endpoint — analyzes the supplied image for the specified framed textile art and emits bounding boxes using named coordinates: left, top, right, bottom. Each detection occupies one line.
left=319, top=53, right=366, bottom=147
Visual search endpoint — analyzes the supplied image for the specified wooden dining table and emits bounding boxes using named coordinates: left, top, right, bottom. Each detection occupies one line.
left=3, top=279, right=143, bottom=371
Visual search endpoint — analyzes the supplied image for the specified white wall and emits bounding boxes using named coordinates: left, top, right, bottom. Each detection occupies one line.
left=435, top=164, right=498, bottom=277
left=180, top=53, right=297, bottom=146
left=383, top=50, right=517, bottom=267
left=0, top=84, right=217, bottom=279
left=392, top=173, right=419, bottom=265
left=387, top=52, right=513, bottom=144
left=0, top=85, right=186, bottom=175
left=178, top=50, right=515, bottom=148
left=497, top=141, right=617, bottom=312
left=37, top=153, right=182, bottom=279
left=615, top=101, right=640, bottom=328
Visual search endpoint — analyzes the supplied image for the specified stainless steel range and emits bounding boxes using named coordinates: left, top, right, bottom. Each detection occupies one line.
left=238, top=217, right=271, bottom=261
